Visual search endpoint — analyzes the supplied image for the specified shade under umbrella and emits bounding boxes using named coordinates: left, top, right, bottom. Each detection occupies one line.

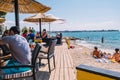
left=0, top=0, right=50, bottom=30
left=0, top=17, right=5, bottom=23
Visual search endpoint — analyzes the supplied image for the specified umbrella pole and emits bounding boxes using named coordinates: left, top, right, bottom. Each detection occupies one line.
left=49, top=22, right=50, bottom=34
left=14, top=0, right=20, bottom=30
left=39, top=18, right=42, bottom=37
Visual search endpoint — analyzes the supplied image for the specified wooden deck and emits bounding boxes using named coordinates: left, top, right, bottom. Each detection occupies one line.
left=37, top=43, right=76, bottom=80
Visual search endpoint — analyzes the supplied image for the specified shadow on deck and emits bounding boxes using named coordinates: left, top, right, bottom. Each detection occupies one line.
left=35, top=42, right=76, bottom=80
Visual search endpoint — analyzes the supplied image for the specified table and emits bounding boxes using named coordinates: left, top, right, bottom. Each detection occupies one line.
left=30, top=42, right=46, bottom=52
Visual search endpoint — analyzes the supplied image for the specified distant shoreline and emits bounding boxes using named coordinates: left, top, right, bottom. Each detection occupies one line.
left=51, top=30, right=119, bottom=33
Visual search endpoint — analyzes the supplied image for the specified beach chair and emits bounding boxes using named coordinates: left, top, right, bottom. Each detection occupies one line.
left=38, top=39, right=57, bottom=73
left=65, top=38, right=70, bottom=49
left=0, top=43, right=41, bottom=80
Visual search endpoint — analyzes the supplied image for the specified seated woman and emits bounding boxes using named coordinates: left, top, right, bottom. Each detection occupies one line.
left=41, top=29, right=50, bottom=46
left=0, top=30, right=10, bottom=56
left=41, top=29, right=48, bottom=39
left=111, top=48, right=120, bottom=62
left=2, top=30, right=9, bottom=37
left=34, top=32, right=42, bottom=43
left=22, top=30, right=28, bottom=39
left=92, top=46, right=103, bottom=58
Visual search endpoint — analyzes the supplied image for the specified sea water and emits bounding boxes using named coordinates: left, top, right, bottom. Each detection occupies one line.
left=61, top=31, right=120, bottom=54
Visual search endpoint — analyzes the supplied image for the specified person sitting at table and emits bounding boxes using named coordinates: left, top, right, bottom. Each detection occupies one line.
left=34, top=32, right=42, bottom=43
left=41, top=29, right=50, bottom=46
left=22, top=30, right=28, bottom=39
left=0, top=26, right=31, bottom=74
left=2, top=30, right=9, bottom=37
left=27, top=30, right=35, bottom=43
left=41, top=29, right=48, bottom=39
left=0, top=30, right=10, bottom=56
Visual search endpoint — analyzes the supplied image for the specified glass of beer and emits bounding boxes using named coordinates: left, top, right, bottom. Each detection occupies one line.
left=39, top=38, right=42, bottom=43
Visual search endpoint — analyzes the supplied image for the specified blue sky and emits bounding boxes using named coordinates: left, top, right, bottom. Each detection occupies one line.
left=5, top=0, right=120, bottom=31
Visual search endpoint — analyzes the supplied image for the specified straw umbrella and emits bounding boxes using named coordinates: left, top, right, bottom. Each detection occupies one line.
left=0, top=18, right=5, bottom=23
left=24, top=13, right=45, bottom=37
left=42, top=14, right=65, bottom=33
left=0, top=0, right=50, bottom=30
left=23, top=13, right=62, bottom=37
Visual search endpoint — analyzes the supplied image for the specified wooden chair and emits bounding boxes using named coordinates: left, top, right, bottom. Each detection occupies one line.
left=0, top=43, right=41, bottom=80
left=38, top=39, right=57, bottom=73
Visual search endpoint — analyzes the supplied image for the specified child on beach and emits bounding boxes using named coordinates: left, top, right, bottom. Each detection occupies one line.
left=111, top=48, right=120, bottom=63
left=103, top=52, right=112, bottom=59
left=92, top=46, right=103, bottom=58
left=92, top=47, right=109, bottom=63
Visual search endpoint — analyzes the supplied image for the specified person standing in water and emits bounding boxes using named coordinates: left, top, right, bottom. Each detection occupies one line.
left=101, top=36, right=104, bottom=43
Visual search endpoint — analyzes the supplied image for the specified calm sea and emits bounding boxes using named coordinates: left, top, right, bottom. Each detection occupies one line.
left=60, top=31, right=120, bottom=53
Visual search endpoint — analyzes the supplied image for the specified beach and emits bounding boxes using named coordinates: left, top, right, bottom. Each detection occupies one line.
left=68, top=41, right=120, bottom=73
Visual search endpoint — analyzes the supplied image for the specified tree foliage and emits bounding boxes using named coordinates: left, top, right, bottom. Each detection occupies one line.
left=0, top=11, right=7, bottom=18
left=22, top=26, right=28, bottom=33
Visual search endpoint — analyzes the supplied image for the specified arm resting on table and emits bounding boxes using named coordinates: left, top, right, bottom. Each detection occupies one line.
left=0, top=64, right=34, bottom=69
left=0, top=54, right=12, bottom=60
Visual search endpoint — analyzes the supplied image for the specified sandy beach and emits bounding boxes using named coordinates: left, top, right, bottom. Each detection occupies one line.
left=69, top=41, right=120, bottom=73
